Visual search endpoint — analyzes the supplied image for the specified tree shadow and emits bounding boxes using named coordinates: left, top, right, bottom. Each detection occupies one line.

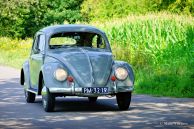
left=0, top=74, right=194, bottom=129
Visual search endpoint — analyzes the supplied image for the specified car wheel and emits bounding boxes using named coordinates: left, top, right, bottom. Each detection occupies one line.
left=24, top=90, right=36, bottom=103
left=41, top=79, right=55, bottom=112
left=116, top=92, right=131, bottom=110
left=88, top=97, right=98, bottom=103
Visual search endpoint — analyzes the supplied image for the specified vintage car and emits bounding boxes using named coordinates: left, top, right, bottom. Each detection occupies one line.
left=20, top=25, right=135, bottom=112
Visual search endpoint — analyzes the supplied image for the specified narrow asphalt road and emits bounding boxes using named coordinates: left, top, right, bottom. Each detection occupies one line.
left=0, top=66, right=193, bottom=129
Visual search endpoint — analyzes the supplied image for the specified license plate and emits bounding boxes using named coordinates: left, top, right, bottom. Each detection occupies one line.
left=82, top=87, right=108, bottom=94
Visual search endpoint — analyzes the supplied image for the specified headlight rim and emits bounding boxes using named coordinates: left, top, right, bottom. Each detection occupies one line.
left=114, top=67, right=128, bottom=81
left=54, top=68, right=68, bottom=81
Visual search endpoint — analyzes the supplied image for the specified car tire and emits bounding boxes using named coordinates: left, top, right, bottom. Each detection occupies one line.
left=88, top=97, right=98, bottom=103
left=42, top=87, right=55, bottom=112
left=24, top=90, right=36, bottom=103
left=116, top=92, right=131, bottom=110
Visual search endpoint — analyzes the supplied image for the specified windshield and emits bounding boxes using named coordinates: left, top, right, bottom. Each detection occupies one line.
left=49, top=32, right=106, bottom=49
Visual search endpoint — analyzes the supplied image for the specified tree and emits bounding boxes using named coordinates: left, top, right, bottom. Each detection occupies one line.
left=0, top=0, right=84, bottom=38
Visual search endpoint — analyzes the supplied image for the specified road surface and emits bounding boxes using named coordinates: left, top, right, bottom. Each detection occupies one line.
left=0, top=66, right=193, bottom=129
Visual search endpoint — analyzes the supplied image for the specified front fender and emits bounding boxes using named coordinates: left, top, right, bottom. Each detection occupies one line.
left=111, top=61, right=135, bottom=92
left=41, top=63, right=69, bottom=89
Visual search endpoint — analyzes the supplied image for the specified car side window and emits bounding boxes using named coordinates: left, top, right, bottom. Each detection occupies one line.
left=33, top=34, right=45, bottom=53
left=38, top=35, right=45, bottom=52
left=92, top=35, right=105, bottom=49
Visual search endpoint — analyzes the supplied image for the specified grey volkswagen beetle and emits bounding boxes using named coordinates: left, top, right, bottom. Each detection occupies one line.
left=20, top=25, right=134, bottom=112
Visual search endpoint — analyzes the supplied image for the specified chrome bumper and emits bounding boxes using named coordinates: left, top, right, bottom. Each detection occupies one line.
left=48, top=86, right=133, bottom=95
left=49, top=87, right=82, bottom=93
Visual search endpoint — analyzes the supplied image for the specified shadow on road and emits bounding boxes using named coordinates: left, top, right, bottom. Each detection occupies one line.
left=0, top=72, right=194, bottom=129
left=38, top=98, right=120, bottom=112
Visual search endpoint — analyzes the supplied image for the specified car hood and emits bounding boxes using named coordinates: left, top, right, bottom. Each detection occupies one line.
left=47, top=48, right=113, bottom=87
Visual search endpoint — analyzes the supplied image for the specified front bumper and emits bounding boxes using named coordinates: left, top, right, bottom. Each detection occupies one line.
left=48, top=84, right=134, bottom=96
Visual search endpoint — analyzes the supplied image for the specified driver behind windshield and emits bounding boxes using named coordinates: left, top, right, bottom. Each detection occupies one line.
left=49, top=32, right=105, bottom=49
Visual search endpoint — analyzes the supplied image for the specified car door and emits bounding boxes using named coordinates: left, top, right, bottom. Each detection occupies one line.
left=30, top=33, right=45, bottom=89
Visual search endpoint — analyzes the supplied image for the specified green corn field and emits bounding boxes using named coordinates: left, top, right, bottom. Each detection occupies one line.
left=0, top=13, right=193, bottom=97
left=93, top=13, right=194, bottom=97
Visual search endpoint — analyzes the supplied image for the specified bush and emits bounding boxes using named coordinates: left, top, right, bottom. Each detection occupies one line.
left=0, top=37, right=32, bottom=68
left=81, top=0, right=194, bottom=21
left=0, top=0, right=84, bottom=38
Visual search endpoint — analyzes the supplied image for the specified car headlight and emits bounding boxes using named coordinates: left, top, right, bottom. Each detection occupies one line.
left=115, top=67, right=128, bottom=80
left=54, top=68, right=68, bottom=81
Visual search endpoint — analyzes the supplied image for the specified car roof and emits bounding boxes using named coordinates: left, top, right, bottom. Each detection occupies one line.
left=39, top=24, right=105, bottom=36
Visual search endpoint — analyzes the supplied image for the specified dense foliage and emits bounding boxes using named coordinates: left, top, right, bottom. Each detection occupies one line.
left=82, top=0, right=193, bottom=20
left=0, top=0, right=83, bottom=38
left=0, top=0, right=193, bottom=38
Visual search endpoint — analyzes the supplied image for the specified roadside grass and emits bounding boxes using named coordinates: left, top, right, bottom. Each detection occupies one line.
left=0, top=37, right=32, bottom=69
left=0, top=13, right=193, bottom=97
